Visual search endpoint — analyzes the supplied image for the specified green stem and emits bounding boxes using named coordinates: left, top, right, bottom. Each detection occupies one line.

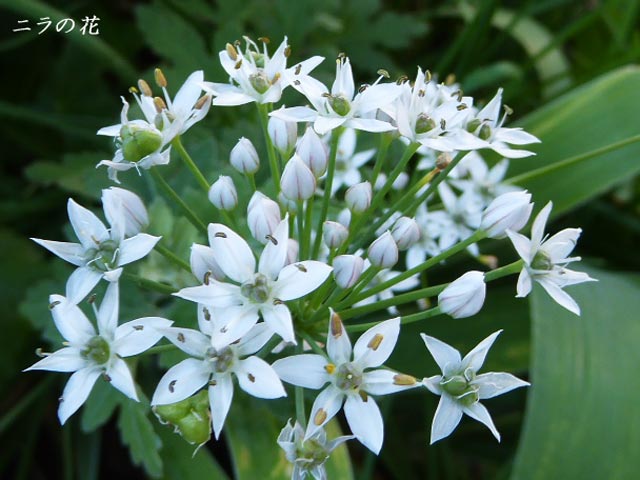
left=154, top=243, right=191, bottom=272
left=303, top=195, right=315, bottom=259
left=296, top=202, right=305, bottom=257
left=140, top=343, right=179, bottom=356
left=172, top=136, right=209, bottom=192
left=346, top=306, right=442, bottom=333
left=299, top=331, right=329, bottom=357
left=294, top=342, right=307, bottom=427
left=0, top=376, right=53, bottom=434
left=123, top=272, right=176, bottom=294
left=370, top=133, right=393, bottom=187
left=484, top=259, right=525, bottom=281
left=257, top=103, right=280, bottom=192
left=246, top=173, right=257, bottom=191
left=150, top=167, right=207, bottom=234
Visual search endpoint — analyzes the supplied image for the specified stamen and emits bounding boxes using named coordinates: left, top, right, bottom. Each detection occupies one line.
left=396, top=75, right=408, bottom=85
left=103, top=373, right=112, bottom=382
left=226, top=43, right=238, bottom=60
left=209, top=379, right=217, bottom=386
left=314, top=408, right=327, bottom=425
left=359, top=391, right=369, bottom=402
left=214, top=232, right=227, bottom=238
left=425, top=70, right=432, bottom=82
left=358, top=84, right=368, bottom=93
left=169, top=380, right=176, bottom=393
left=194, top=95, right=210, bottom=110
left=204, top=271, right=212, bottom=285
left=247, top=373, right=256, bottom=383
left=273, top=298, right=284, bottom=305
left=330, top=311, right=343, bottom=337
left=234, top=59, right=243, bottom=69
left=324, top=363, right=336, bottom=374
left=35, top=347, right=49, bottom=357
left=294, top=64, right=302, bottom=75
left=153, top=96, right=167, bottom=113
left=367, top=333, right=384, bottom=351
left=177, top=333, right=185, bottom=343
left=457, top=103, right=468, bottom=110
left=137, top=79, right=152, bottom=97
left=265, top=234, right=278, bottom=245
left=377, top=69, right=390, bottom=79
left=87, top=293, right=97, bottom=304
left=440, top=118, right=446, bottom=130
left=393, top=374, right=417, bottom=385
left=48, top=300, right=61, bottom=310
left=338, top=52, right=346, bottom=59
left=445, top=73, right=456, bottom=85
left=284, top=45, right=291, bottom=57
left=154, top=68, right=167, bottom=88
left=203, top=307, right=211, bottom=321
left=133, top=325, right=144, bottom=331
left=293, top=80, right=301, bottom=86
left=294, top=263, right=307, bottom=272
left=258, top=36, right=270, bottom=44
left=128, top=86, right=139, bottom=94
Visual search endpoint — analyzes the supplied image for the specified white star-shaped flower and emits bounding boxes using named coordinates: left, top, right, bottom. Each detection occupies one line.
left=274, top=314, right=419, bottom=454
left=421, top=330, right=529, bottom=443
left=24, top=282, right=172, bottom=424
left=32, top=196, right=161, bottom=303
left=506, top=202, right=596, bottom=315
left=175, top=217, right=332, bottom=347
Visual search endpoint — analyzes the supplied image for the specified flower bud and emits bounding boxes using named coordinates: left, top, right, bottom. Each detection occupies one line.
left=230, top=137, right=260, bottom=174
left=281, top=154, right=316, bottom=201
left=268, top=113, right=297, bottom=155
left=297, top=127, right=328, bottom=177
left=153, top=390, right=211, bottom=445
left=333, top=255, right=364, bottom=288
left=438, top=270, right=486, bottom=318
left=337, top=208, right=351, bottom=228
left=101, top=187, right=149, bottom=237
left=120, top=124, right=163, bottom=162
left=278, top=191, right=298, bottom=214
left=208, top=175, right=238, bottom=211
left=367, top=231, right=398, bottom=268
left=480, top=191, right=533, bottom=239
left=323, top=221, right=348, bottom=249
left=286, top=239, right=299, bottom=265
left=248, top=191, right=281, bottom=244
left=391, top=216, right=421, bottom=250
left=345, top=181, right=372, bottom=213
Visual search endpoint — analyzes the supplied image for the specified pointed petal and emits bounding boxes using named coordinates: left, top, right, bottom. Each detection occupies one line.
left=208, top=224, right=256, bottom=283
left=113, top=317, right=173, bottom=357
left=24, top=347, right=86, bottom=372
left=258, top=217, right=289, bottom=280
left=462, top=330, right=502, bottom=372
left=474, top=372, right=530, bottom=399
left=516, top=269, right=533, bottom=298
left=97, top=281, right=119, bottom=337
left=151, top=358, right=210, bottom=405
left=31, top=239, right=85, bottom=266
left=49, top=296, right=95, bottom=345
left=236, top=323, right=274, bottom=356
left=532, top=202, right=553, bottom=248
left=423, top=375, right=443, bottom=395
left=212, top=91, right=256, bottom=106
left=58, top=366, right=102, bottom=424
left=173, top=71, right=203, bottom=118
left=190, top=244, right=225, bottom=283
left=117, top=234, right=160, bottom=266
left=537, top=278, right=581, bottom=315
left=314, top=116, right=347, bottom=135
left=65, top=267, right=103, bottom=304
left=270, top=106, right=318, bottom=123
left=155, top=326, right=210, bottom=357
left=344, top=394, right=384, bottom=454
left=494, top=127, right=540, bottom=145
left=353, top=318, right=400, bottom=369
left=345, top=117, right=396, bottom=133
left=362, top=369, right=419, bottom=395
left=326, top=312, right=352, bottom=365
left=477, top=88, right=502, bottom=122
left=273, top=261, right=332, bottom=301
left=210, top=305, right=260, bottom=349
left=235, top=356, right=286, bottom=399
left=209, top=374, right=234, bottom=439
left=67, top=199, right=110, bottom=250
left=430, top=394, right=463, bottom=444
left=332, top=58, right=355, bottom=100
left=174, top=282, right=242, bottom=309
left=420, top=333, right=461, bottom=373
left=272, top=354, right=330, bottom=389
left=506, top=230, right=533, bottom=263
left=305, top=386, right=344, bottom=440
left=261, top=304, right=295, bottom=344
left=355, top=84, right=400, bottom=113
left=462, top=402, right=500, bottom=441
left=543, top=228, right=581, bottom=260
left=106, top=357, right=138, bottom=401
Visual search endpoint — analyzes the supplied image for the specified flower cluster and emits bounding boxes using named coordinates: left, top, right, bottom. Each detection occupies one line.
left=26, top=35, right=595, bottom=479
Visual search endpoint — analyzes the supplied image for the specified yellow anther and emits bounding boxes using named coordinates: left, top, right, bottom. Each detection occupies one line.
left=393, top=374, right=417, bottom=386
left=154, top=68, right=167, bottom=88
left=314, top=408, right=327, bottom=425
left=330, top=311, right=343, bottom=338
left=153, top=96, right=167, bottom=113
left=367, top=333, right=384, bottom=351
left=226, top=43, right=238, bottom=60
left=324, top=363, right=336, bottom=374
left=194, top=94, right=210, bottom=110
left=138, top=79, right=152, bottom=97
left=359, top=391, right=369, bottom=402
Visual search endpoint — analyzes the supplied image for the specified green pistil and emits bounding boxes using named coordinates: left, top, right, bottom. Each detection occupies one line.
left=241, top=274, right=272, bottom=304
left=415, top=114, right=436, bottom=134
left=335, top=363, right=362, bottom=391
left=120, top=125, right=163, bottom=162
left=85, top=240, right=119, bottom=272
left=329, top=95, right=351, bottom=116
left=531, top=250, right=553, bottom=270
left=82, top=336, right=110, bottom=365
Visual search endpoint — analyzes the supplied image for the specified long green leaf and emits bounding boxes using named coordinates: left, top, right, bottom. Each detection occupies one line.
left=511, top=265, right=640, bottom=479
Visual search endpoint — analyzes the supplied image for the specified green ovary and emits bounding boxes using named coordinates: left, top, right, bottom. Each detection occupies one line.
left=82, top=336, right=110, bottom=365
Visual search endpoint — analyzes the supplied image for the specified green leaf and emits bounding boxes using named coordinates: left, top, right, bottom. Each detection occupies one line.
left=511, top=265, right=640, bottom=479
left=509, top=66, right=640, bottom=217
left=118, top=399, right=164, bottom=478
left=81, top=378, right=122, bottom=433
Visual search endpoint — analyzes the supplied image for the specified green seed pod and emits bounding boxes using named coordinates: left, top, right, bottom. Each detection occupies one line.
left=153, top=390, right=211, bottom=445
left=120, top=125, right=163, bottom=162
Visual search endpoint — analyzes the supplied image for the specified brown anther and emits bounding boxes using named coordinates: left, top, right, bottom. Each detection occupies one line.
left=169, top=380, right=176, bottom=392
left=330, top=311, right=343, bottom=338
left=138, top=79, right=152, bottom=97
left=294, top=64, right=302, bottom=75
left=358, top=84, right=369, bottom=93
left=377, top=69, right=390, bottom=78
left=133, top=325, right=144, bottom=331
left=220, top=326, right=228, bottom=333
left=294, top=80, right=301, bottom=86
left=396, top=75, right=408, bottom=85
left=235, top=59, right=243, bottom=69
left=247, top=373, right=256, bottom=383
left=295, top=263, right=307, bottom=273
left=103, top=373, right=112, bottom=382
left=273, top=298, right=284, bottom=305
left=457, top=104, right=468, bottom=111
left=209, top=379, right=217, bottom=386
left=203, top=307, right=211, bottom=321
left=87, top=293, right=97, bottom=304
left=338, top=52, right=346, bottom=59
left=204, top=271, right=212, bottom=285
left=177, top=333, right=185, bottom=343
left=48, top=300, right=61, bottom=310
left=258, top=36, right=270, bottom=44
left=226, top=43, right=238, bottom=60
left=265, top=234, right=278, bottom=245
left=324, top=363, right=336, bottom=374
left=359, top=391, right=369, bottom=402
left=153, top=96, right=167, bottom=113
left=393, top=373, right=417, bottom=386
left=367, top=333, right=384, bottom=351
left=154, top=68, right=167, bottom=88
left=503, top=104, right=514, bottom=115
left=440, top=118, right=446, bottom=130
left=194, top=95, right=210, bottom=110
left=436, top=153, right=452, bottom=170
left=284, top=45, right=291, bottom=57
left=445, top=73, right=456, bottom=85
left=314, top=408, right=327, bottom=425
left=321, top=92, right=332, bottom=98
left=425, top=70, right=432, bottom=82
left=214, top=232, right=227, bottom=238
left=418, top=89, right=425, bottom=97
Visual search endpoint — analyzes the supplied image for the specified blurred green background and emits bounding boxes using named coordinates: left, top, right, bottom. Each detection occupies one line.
left=1, top=0, right=639, bottom=479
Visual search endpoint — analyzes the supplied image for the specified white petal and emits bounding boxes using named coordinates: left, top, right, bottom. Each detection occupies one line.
left=65, top=267, right=103, bottom=304
left=258, top=217, right=289, bottom=280
left=537, top=278, right=581, bottom=315
left=506, top=230, right=533, bottom=263
left=190, top=244, right=225, bottom=283
left=208, top=224, right=256, bottom=283
left=353, top=318, right=400, bottom=369
left=420, top=334, right=461, bottom=373
left=106, top=357, right=138, bottom=401
left=210, top=305, right=260, bottom=349
left=314, top=116, right=347, bottom=135
left=236, top=322, right=274, bottom=356
left=532, top=202, right=553, bottom=248
left=332, top=58, right=355, bottom=100
left=430, top=394, right=463, bottom=444
left=49, top=296, right=95, bottom=345
left=326, top=312, right=352, bottom=365
left=156, top=326, right=210, bottom=357
left=345, top=117, right=396, bottom=133
left=422, top=375, right=443, bottom=395
left=58, top=366, right=102, bottom=424
left=235, top=356, right=286, bottom=399
left=97, top=281, right=119, bottom=337
left=305, top=386, right=344, bottom=440
left=270, top=106, right=318, bottom=123
left=462, top=330, right=502, bottom=372
left=356, top=83, right=401, bottom=113
left=261, top=304, right=295, bottom=344
left=117, top=234, right=160, bottom=266
left=209, top=374, right=234, bottom=439
left=212, top=91, right=256, bottom=106
left=474, top=372, right=530, bottom=399
left=462, top=402, right=500, bottom=441
left=174, top=282, right=242, bottom=309
left=273, top=261, right=332, bottom=301
left=344, top=394, right=384, bottom=454
left=272, top=354, right=330, bottom=389
left=173, top=71, right=203, bottom=118
left=31, top=239, right=85, bottom=266
left=113, top=317, right=173, bottom=357
left=97, top=124, right=121, bottom=136
left=516, top=269, right=533, bottom=298
left=362, top=369, right=418, bottom=395
left=151, top=358, right=210, bottom=405
left=24, top=347, right=86, bottom=372
left=543, top=228, right=581, bottom=261
left=494, top=127, right=540, bottom=145
left=67, top=199, right=109, bottom=249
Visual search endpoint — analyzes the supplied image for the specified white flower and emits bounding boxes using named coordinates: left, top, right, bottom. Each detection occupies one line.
left=332, top=255, right=364, bottom=289
left=273, top=314, right=418, bottom=453
left=322, top=221, right=349, bottom=250
left=271, top=57, right=400, bottom=135
left=367, top=231, right=399, bottom=268
left=506, top=202, right=596, bottom=315
left=391, top=216, right=421, bottom=251
left=421, top=330, right=529, bottom=443
left=297, top=126, right=328, bottom=178
left=345, top=181, right=372, bottom=213
left=208, top=175, right=238, bottom=211
left=281, top=155, right=317, bottom=201
left=152, top=321, right=285, bottom=439
left=25, top=282, right=171, bottom=424
left=101, top=187, right=149, bottom=237
left=406, top=204, right=456, bottom=269
left=204, top=36, right=323, bottom=106
left=354, top=262, right=420, bottom=315
left=480, top=190, right=533, bottom=239
left=278, top=420, right=353, bottom=480
left=269, top=112, right=298, bottom=155
left=438, top=182, right=483, bottom=256
left=230, top=137, right=260, bottom=174
left=175, top=218, right=332, bottom=347
left=438, top=271, right=486, bottom=318
left=32, top=197, right=161, bottom=303
left=450, top=155, right=517, bottom=206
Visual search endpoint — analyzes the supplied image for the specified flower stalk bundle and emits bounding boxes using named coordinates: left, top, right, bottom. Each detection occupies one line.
left=26, top=36, right=596, bottom=478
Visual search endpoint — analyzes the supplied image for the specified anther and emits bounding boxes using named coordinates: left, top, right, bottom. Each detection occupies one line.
left=330, top=311, right=343, bottom=337
left=294, top=80, right=301, bottom=86
left=153, top=96, right=167, bottom=113
left=226, top=43, right=238, bottom=60
left=35, top=347, right=47, bottom=357
left=377, top=69, right=390, bottom=78
left=265, top=234, right=278, bottom=245
left=503, top=104, right=514, bottom=115
left=457, top=104, right=468, bottom=111
left=86, top=293, right=97, bottom=305
left=440, top=118, right=446, bottom=130
left=359, top=391, right=369, bottom=402
left=396, top=75, right=408, bottom=85
left=321, top=92, right=332, bottom=98
left=48, top=300, right=61, bottom=310
left=358, top=84, right=369, bottom=93
left=284, top=46, right=291, bottom=57
left=154, top=68, right=167, bottom=88
left=294, top=263, right=307, bottom=272
left=314, top=408, right=327, bottom=425
left=169, top=380, right=176, bottom=393
left=209, top=379, right=217, bottom=386
left=247, top=373, right=256, bottom=383
left=273, top=298, right=284, bottom=305
left=133, top=325, right=144, bottom=331
left=393, top=374, right=417, bottom=385
left=234, top=59, right=243, bottom=69
left=425, top=70, right=432, bottom=82
left=103, top=373, right=112, bottom=382
left=203, top=307, right=211, bottom=321
left=294, top=64, right=302, bottom=75
left=338, top=52, right=346, bottom=59
left=367, top=333, right=384, bottom=351
left=129, top=86, right=139, bottom=94
left=204, top=271, right=212, bottom=285
left=177, top=333, right=185, bottom=343
left=445, top=73, right=456, bottom=85
left=194, top=95, right=210, bottom=110
left=418, top=89, right=425, bottom=97
left=324, top=363, right=336, bottom=374
left=214, top=232, right=227, bottom=238
left=137, top=79, right=152, bottom=97
left=258, top=36, right=270, bottom=44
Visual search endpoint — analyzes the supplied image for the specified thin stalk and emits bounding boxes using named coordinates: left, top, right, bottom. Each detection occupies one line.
left=172, top=136, right=209, bottom=192
left=346, top=306, right=442, bottom=333
left=339, top=266, right=380, bottom=306
left=246, top=173, right=257, bottom=191
left=150, top=167, right=207, bottom=234
left=0, top=376, right=53, bottom=434
left=297, top=202, right=306, bottom=257
left=123, top=272, right=176, bottom=295
left=154, top=243, right=191, bottom=272
left=303, top=196, right=314, bottom=259
left=484, top=259, right=524, bottom=281
left=220, top=210, right=239, bottom=232
left=299, top=331, right=329, bottom=358
left=294, top=342, right=307, bottom=427
left=140, top=343, right=178, bottom=356
left=257, top=103, right=280, bottom=192
left=370, top=133, right=393, bottom=187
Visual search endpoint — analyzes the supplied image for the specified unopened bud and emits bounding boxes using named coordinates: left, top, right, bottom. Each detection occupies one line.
left=333, top=255, right=364, bottom=288
left=436, top=153, right=452, bottom=170
left=367, top=231, right=398, bottom=268
left=153, top=390, right=211, bottom=445
left=286, top=239, right=299, bottom=265
left=101, top=187, right=149, bottom=237
left=268, top=113, right=297, bottom=155
left=480, top=191, right=533, bottom=239
left=323, top=221, right=348, bottom=249
left=391, top=216, right=420, bottom=250
left=278, top=191, right=298, bottom=214
left=438, top=271, right=486, bottom=318
left=208, top=176, right=238, bottom=211
left=281, top=155, right=316, bottom=201
left=154, top=68, right=167, bottom=88
left=230, top=138, right=260, bottom=174
left=297, top=127, right=328, bottom=177
left=415, top=114, right=436, bottom=134
left=248, top=192, right=281, bottom=244
left=392, top=172, right=409, bottom=190
left=345, top=182, right=372, bottom=213
left=337, top=208, right=351, bottom=228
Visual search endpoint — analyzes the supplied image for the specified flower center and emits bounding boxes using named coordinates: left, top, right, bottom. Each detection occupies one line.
left=478, top=123, right=492, bottom=141
left=81, top=335, right=110, bottom=365
left=415, top=113, right=436, bottom=134
left=531, top=250, right=553, bottom=270
left=295, top=438, right=329, bottom=469
left=119, top=124, right=163, bottom=162
left=328, top=95, right=351, bottom=116
left=206, top=346, right=235, bottom=373
left=335, top=362, right=363, bottom=391
left=85, top=239, right=119, bottom=272
left=440, top=370, right=479, bottom=407
left=240, top=273, right=272, bottom=304
left=249, top=71, right=271, bottom=94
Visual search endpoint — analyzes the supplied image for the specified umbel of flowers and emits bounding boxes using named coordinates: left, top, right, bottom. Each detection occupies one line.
left=26, top=35, right=595, bottom=479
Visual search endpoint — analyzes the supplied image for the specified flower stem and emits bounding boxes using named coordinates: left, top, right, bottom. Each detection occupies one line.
left=149, top=167, right=207, bottom=234
left=484, top=259, right=524, bottom=281
left=346, top=306, right=442, bottom=333
left=140, top=343, right=178, bottom=356
left=294, top=342, right=307, bottom=427
left=172, top=136, right=210, bottom=192
left=154, top=243, right=191, bottom=272
left=370, top=133, right=393, bottom=187
left=122, top=272, right=176, bottom=295
left=303, top=196, right=314, bottom=259
left=257, top=103, right=280, bottom=192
